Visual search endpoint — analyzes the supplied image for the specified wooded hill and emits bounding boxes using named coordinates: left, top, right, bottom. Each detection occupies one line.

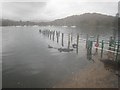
left=1, top=13, right=117, bottom=27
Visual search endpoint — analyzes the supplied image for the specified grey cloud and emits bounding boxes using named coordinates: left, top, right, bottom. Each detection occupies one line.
left=2, top=1, right=118, bottom=21
left=2, top=2, right=46, bottom=20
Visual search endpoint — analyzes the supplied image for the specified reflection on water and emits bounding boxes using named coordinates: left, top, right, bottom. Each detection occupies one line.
left=2, top=26, right=116, bottom=88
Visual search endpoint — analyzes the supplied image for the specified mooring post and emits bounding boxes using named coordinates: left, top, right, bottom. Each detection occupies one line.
left=43, top=31, right=44, bottom=35
left=57, top=32, right=59, bottom=43
left=49, top=31, right=51, bottom=38
left=44, top=31, right=46, bottom=36
left=48, top=30, right=50, bottom=38
left=54, top=31, right=56, bottom=38
left=68, top=34, right=70, bottom=49
left=101, top=40, right=104, bottom=58
left=39, top=29, right=41, bottom=33
left=95, top=35, right=99, bottom=53
left=76, top=34, right=79, bottom=54
left=58, top=31, right=60, bottom=37
left=53, top=31, right=55, bottom=41
left=50, top=31, right=51, bottom=40
left=43, top=31, right=45, bottom=36
left=71, top=33, right=73, bottom=43
left=86, top=34, right=88, bottom=48
left=47, top=30, right=48, bottom=37
left=56, top=31, right=58, bottom=36
left=62, top=33, right=64, bottom=46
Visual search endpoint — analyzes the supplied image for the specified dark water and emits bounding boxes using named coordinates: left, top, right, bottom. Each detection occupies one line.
left=2, top=26, right=113, bottom=88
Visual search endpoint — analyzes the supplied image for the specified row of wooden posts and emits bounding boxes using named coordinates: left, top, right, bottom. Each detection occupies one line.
left=39, top=29, right=80, bottom=54
left=39, top=29, right=120, bottom=62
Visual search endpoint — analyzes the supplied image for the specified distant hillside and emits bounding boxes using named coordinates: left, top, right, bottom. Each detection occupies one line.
left=48, top=13, right=115, bottom=27
left=1, top=13, right=117, bottom=27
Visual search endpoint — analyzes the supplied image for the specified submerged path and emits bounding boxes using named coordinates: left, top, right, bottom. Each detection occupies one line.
left=53, top=55, right=119, bottom=88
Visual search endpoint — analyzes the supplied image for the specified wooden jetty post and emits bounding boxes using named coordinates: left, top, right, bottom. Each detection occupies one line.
left=39, top=29, right=41, bottom=33
left=56, top=31, right=58, bottom=36
left=71, top=33, right=73, bottom=43
left=68, top=34, right=70, bottom=49
left=76, top=34, right=79, bottom=54
left=53, top=31, right=55, bottom=41
left=57, top=32, right=59, bottom=43
left=48, top=30, right=50, bottom=38
left=101, top=40, right=104, bottom=58
left=62, top=33, right=64, bottom=46
left=50, top=31, right=52, bottom=40
left=95, top=35, right=99, bottom=53
left=44, top=31, right=45, bottom=35
left=86, top=34, right=88, bottom=48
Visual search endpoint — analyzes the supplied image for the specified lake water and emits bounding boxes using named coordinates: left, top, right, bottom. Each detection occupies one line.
left=2, top=26, right=115, bottom=88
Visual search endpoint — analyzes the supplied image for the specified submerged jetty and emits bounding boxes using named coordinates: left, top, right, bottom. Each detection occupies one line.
left=39, top=29, right=120, bottom=74
left=58, top=48, right=73, bottom=52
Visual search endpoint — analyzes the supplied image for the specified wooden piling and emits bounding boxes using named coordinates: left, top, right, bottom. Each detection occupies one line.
left=48, top=30, right=49, bottom=38
left=101, top=40, right=104, bottom=58
left=86, top=34, right=88, bottom=48
left=39, top=29, right=41, bottom=33
left=53, top=31, right=55, bottom=41
left=68, top=34, right=70, bottom=49
left=95, top=35, right=99, bottom=53
left=57, top=32, right=59, bottom=43
left=71, top=33, right=73, bottom=43
left=76, top=34, right=79, bottom=54
left=50, top=31, right=52, bottom=40
left=55, top=31, right=57, bottom=36
left=62, top=33, right=64, bottom=46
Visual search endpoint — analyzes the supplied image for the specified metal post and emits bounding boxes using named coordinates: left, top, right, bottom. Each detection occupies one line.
left=115, top=41, right=120, bottom=62
left=101, top=40, right=104, bottom=58
left=87, top=40, right=93, bottom=60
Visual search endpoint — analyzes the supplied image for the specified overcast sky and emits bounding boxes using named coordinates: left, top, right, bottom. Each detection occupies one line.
left=1, top=0, right=119, bottom=21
